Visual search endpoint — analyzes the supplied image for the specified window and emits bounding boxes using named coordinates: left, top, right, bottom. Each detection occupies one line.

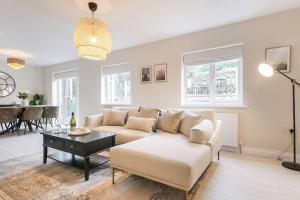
left=101, top=63, right=131, bottom=105
left=182, top=44, right=243, bottom=106
left=52, top=70, right=79, bottom=120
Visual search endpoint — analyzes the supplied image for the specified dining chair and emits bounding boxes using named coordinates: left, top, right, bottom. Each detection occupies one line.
left=17, top=107, right=44, bottom=134
left=0, top=107, right=18, bottom=135
left=42, top=106, right=59, bottom=131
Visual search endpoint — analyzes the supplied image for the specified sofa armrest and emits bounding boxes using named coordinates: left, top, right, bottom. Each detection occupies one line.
left=207, top=120, right=222, bottom=160
left=84, top=114, right=103, bottom=128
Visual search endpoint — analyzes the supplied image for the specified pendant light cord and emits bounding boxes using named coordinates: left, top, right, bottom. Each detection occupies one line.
left=91, top=11, right=95, bottom=36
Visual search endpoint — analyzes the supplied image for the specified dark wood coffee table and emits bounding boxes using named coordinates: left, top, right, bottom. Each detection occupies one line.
left=41, top=130, right=116, bottom=181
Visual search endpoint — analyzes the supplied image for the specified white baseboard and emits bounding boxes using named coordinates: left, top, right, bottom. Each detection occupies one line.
left=222, top=145, right=300, bottom=161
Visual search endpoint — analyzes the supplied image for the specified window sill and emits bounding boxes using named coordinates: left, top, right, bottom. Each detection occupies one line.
left=180, top=104, right=248, bottom=109
left=100, top=103, right=133, bottom=107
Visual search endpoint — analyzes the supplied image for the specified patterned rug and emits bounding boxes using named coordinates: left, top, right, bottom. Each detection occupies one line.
left=0, top=152, right=215, bottom=200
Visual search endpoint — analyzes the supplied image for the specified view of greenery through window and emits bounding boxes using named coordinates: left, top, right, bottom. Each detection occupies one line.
left=105, top=71, right=131, bottom=104
left=185, top=58, right=240, bottom=104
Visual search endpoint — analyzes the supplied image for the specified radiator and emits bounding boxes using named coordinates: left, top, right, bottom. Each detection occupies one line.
left=215, top=113, right=239, bottom=148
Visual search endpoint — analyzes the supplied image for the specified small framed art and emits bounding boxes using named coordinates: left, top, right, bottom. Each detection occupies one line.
left=154, top=63, right=167, bottom=82
left=266, top=46, right=291, bottom=72
left=141, top=65, right=152, bottom=83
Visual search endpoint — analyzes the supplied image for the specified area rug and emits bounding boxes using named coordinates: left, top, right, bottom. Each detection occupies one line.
left=0, top=152, right=216, bottom=200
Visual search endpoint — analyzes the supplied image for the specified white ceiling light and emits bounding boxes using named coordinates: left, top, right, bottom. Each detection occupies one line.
left=73, top=2, right=112, bottom=60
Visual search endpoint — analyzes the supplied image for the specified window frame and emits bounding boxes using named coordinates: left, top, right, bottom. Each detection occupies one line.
left=101, top=62, right=132, bottom=106
left=181, top=49, right=244, bottom=108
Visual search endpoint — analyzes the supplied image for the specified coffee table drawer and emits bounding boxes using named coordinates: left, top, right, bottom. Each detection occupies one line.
left=65, top=140, right=84, bottom=155
left=45, top=137, right=64, bottom=149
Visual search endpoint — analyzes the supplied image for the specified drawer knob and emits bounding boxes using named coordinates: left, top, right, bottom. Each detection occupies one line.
left=50, top=140, right=54, bottom=143
left=70, top=144, right=75, bottom=148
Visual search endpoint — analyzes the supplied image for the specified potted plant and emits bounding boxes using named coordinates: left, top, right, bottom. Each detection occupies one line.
left=29, top=93, right=46, bottom=106
left=17, top=91, right=30, bottom=107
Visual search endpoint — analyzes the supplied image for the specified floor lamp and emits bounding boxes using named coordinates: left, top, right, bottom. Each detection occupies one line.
left=258, top=63, right=300, bottom=171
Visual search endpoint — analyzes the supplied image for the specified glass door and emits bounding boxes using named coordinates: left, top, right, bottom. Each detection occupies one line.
left=53, top=71, right=79, bottom=122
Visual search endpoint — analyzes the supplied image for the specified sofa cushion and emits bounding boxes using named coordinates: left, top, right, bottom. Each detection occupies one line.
left=110, top=132, right=211, bottom=190
left=112, top=106, right=140, bottom=113
left=156, top=111, right=183, bottom=133
left=102, top=109, right=128, bottom=126
left=84, top=114, right=103, bottom=128
left=92, top=126, right=149, bottom=144
left=139, top=107, right=160, bottom=118
left=189, top=119, right=214, bottom=144
left=179, top=111, right=202, bottom=136
left=112, top=106, right=140, bottom=123
left=172, top=109, right=216, bottom=128
left=139, top=107, right=160, bottom=131
left=125, top=116, right=155, bottom=132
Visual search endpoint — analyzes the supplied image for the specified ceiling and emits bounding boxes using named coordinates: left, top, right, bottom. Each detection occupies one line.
left=1, top=0, right=300, bottom=67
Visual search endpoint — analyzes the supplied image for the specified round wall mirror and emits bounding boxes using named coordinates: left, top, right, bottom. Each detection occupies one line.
left=0, top=71, right=16, bottom=98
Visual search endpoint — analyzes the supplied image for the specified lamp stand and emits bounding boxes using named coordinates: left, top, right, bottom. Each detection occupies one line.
left=278, top=71, right=300, bottom=171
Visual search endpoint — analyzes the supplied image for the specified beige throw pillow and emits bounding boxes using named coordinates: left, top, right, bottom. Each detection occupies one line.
left=179, top=111, right=202, bottom=136
left=189, top=119, right=214, bottom=144
left=125, top=116, right=155, bottom=132
left=157, top=111, right=183, bottom=134
left=102, top=109, right=128, bottom=126
left=139, top=107, right=160, bottom=131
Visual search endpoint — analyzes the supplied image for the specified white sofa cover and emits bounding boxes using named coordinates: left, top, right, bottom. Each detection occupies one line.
left=84, top=107, right=222, bottom=197
left=110, top=120, right=222, bottom=191
left=93, top=126, right=150, bottom=144
left=110, top=132, right=211, bottom=190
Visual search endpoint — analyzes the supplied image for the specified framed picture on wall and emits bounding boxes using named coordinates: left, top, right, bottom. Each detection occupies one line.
left=265, top=46, right=291, bottom=72
left=141, top=65, right=152, bottom=83
left=154, top=63, right=167, bottom=82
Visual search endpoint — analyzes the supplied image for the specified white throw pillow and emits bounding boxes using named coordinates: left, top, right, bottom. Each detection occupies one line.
left=125, top=116, right=155, bottom=132
left=179, top=111, right=202, bottom=136
left=102, top=109, right=128, bottom=126
left=189, top=119, right=214, bottom=144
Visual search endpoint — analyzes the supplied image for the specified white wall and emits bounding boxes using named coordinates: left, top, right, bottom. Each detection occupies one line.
left=0, top=62, right=43, bottom=104
left=43, top=8, right=300, bottom=154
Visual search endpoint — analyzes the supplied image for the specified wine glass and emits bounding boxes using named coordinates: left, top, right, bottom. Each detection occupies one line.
left=64, top=116, right=70, bottom=133
left=54, top=117, right=63, bottom=134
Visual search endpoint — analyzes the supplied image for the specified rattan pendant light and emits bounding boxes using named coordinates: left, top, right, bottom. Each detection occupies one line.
left=74, top=2, right=112, bottom=60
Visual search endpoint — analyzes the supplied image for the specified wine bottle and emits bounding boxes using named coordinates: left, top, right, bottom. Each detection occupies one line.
left=70, top=112, right=76, bottom=131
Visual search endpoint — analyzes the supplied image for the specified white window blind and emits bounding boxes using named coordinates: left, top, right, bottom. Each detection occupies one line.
left=53, top=70, right=79, bottom=80
left=182, top=44, right=244, bottom=107
left=183, top=44, right=243, bottom=66
left=102, top=63, right=131, bottom=75
left=101, top=63, right=131, bottom=105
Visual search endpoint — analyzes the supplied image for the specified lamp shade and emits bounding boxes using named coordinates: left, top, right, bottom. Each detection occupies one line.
left=7, top=57, right=25, bottom=69
left=74, top=17, right=112, bottom=60
left=258, top=63, right=274, bottom=77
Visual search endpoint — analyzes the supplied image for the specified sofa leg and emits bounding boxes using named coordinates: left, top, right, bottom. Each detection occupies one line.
left=112, top=168, right=115, bottom=184
left=185, top=190, right=189, bottom=200
left=218, top=151, right=220, bottom=161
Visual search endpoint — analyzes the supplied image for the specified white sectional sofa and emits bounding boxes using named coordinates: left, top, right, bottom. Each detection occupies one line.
left=85, top=107, right=222, bottom=200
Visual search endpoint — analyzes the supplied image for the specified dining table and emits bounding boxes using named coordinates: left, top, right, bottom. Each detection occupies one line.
left=0, top=105, right=51, bottom=135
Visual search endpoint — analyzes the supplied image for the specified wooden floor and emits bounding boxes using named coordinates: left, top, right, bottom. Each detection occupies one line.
left=0, top=133, right=42, bottom=161
left=0, top=134, right=300, bottom=200
left=195, top=152, right=300, bottom=200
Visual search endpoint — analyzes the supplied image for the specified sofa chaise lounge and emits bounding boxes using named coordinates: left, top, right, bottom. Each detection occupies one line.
left=85, top=107, right=222, bottom=200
